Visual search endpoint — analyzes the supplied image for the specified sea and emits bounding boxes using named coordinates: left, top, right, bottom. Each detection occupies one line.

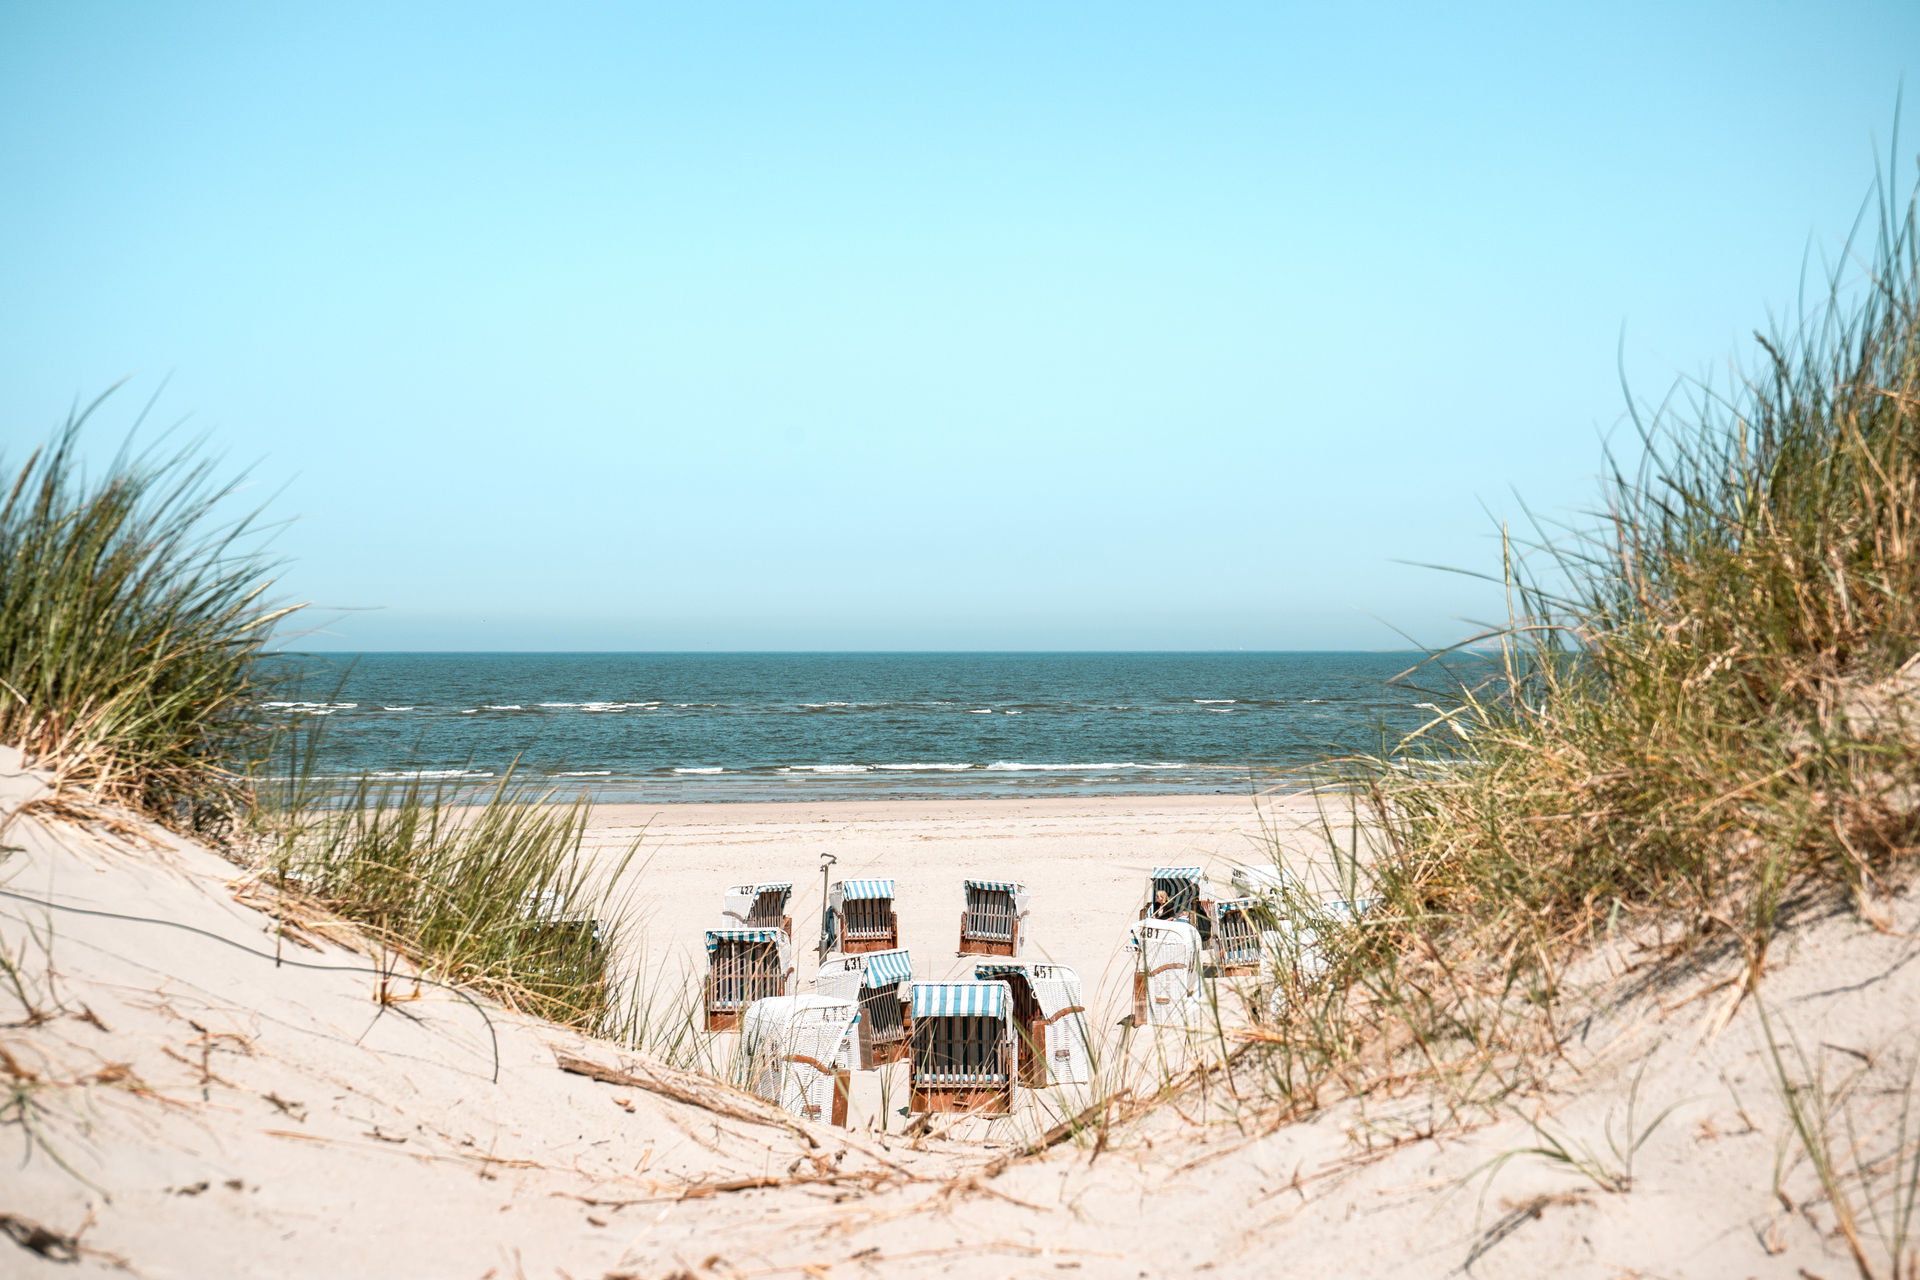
left=261, top=652, right=1457, bottom=802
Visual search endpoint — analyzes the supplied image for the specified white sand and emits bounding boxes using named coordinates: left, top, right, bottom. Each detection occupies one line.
left=4, top=751, right=1914, bottom=1278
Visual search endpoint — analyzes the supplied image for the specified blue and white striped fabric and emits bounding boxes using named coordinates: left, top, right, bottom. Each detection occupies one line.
left=911, top=981, right=1007, bottom=1019
left=838, top=878, right=894, bottom=900
left=964, top=879, right=1021, bottom=893
left=1150, top=866, right=1203, bottom=881
left=862, top=948, right=914, bottom=987
left=1214, top=896, right=1257, bottom=913
left=740, top=881, right=792, bottom=895
left=704, top=928, right=785, bottom=951
left=973, top=963, right=1024, bottom=980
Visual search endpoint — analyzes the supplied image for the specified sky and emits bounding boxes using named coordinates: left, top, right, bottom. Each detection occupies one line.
left=2, top=3, right=1917, bottom=652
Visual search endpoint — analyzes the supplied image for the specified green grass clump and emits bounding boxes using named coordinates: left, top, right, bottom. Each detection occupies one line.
left=260, top=760, right=644, bottom=1030
left=1254, top=152, right=1920, bottom=1110
left=0, top=391, right=298, bottom=833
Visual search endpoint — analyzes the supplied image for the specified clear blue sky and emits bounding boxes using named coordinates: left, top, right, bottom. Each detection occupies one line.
left=2, top=3, right=1915, bottom=651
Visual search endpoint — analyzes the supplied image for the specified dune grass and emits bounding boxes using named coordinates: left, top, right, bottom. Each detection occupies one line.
left=1245, top=151, right=1920, bottom=1113
left=255, top=738, right=648, bottom=1031
left=0, top=390, right=298, bottom=835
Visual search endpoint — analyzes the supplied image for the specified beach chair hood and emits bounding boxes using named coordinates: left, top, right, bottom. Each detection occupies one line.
left=722, top=881, right=794, bottom=928
left=738, top=994, right=858, bottom=1123
left=813, top=946, right=913, bottom=1003
left=1132, top=918, right=1205, bottom=1027
left=1229, top=863, right=1295, bottom=899
left=974, top=961, right=1090, bottom=1085
left=704, top=927, right=795, bottom=979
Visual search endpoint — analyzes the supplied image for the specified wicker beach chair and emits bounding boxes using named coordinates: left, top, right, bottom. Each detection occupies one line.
left=907, top=981, right=1017, bottom=1115
left=738, top=994, right=858, bottom=1126
left=973, top=961, right=1090, bottom=1086
left=1211, top=897, right=1264, bottom=976
left=957, top=878, right=1029, bottom=956
left=1141, top=866, right=1215, bottom=949
left=703, top=927, right=794, bottom=1032
left=814, top=947, right=914, bottom=1067
left=1131, top=919, right=1206, bottom=1027
left=722, top=881, right=794, bottom=937
left=825, top=878, right=898, bottom=954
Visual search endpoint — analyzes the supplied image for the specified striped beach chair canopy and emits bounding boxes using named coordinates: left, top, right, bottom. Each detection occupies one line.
left=732, top=880, right=793, bottom=895
left=1150, top=866, right=1204, bottom=882
left=972, top=963, right=1024, bottom=980
left=1214, top=896, right=1258, bottom=913
left=837, top=878, right=894, bottom=900
left=861, top=947, right=914, bottom=987
left=911, top=981, right=1008, bottom=1019
left=964, top=878, right=1023, bottom=893
left=705, top=927, right=786, bottom=951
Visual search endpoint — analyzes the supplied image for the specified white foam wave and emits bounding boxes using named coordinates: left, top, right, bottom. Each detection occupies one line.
left=557, top=770, right=612, bottom=777
left=482, top=705, right=523, bottom=711
left=968, top=708, right=993, bottom=714
left=1193, top=699, right=1237, bottom=704
left=673, top=767, right=726, bottom=774
left=984, top=761, right=1186, bottom=772
left=875, top=763, right=972, bottom=772
left=799, top=702, right=853, bottom=709
left=1004, top=710, right=1021, bottom=715
left=538, top=702, right=580, bottom=708
left=371, top=769, right=494, bottom=780
left=794, top=764, right=871, bottom=774
left=382, top=706, right=414, bottom=711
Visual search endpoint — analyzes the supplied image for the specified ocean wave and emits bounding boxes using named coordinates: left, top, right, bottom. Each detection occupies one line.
left=557, top=770, right=613, bottom=777
left=790, top=764, right=872, bottom=774
left=371, top=769, right=495, bottom=779
left=984, top=761, right=1186, bottom=772
left=538, top=702, right=580, bottom=708
left=968, top=708, right=993, bottom=714
left=673, top=767, right=726, bottom=774
left=1193, top=699, right=1237, bottom=704
left=799, top=702, right=853, bottom=709
left=874, top=763, right=973, bottom=772
left=381, top=706, right=414, bottom=711
left=482, top=704, right=524, bottom=711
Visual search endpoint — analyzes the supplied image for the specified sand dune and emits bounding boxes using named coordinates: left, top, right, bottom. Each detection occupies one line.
left=2, top=749, right=1912, bottom=1277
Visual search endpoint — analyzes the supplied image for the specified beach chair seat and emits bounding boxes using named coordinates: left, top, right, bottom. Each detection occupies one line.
left=739, top=995, right=858, bottom=1126
left=975, top=961, right=1089, bottom=1086
left=826, top=878, right=898, bottom=954
left=703, top=928, right=794, bottom=1032
left=957, top=878, right=1029, bottom=956
left=908, top=982, right=1016, bottom=1115
left=815, top=947, right=914, bottom=1067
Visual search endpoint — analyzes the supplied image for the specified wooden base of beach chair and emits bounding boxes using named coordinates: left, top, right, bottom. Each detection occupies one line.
left=910, top=1083, right=1011, bottom=1115
left=958, top=935, right=1016, bottom=956
left=840, top=932, right=898, bottom=955
left=705, top=1006, right=743, bottom=1032
left=1218, top=962, right=1257, bottom=978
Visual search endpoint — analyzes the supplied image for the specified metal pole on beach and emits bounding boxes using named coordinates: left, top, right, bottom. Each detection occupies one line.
left=816, top=852, right=837, bottom=963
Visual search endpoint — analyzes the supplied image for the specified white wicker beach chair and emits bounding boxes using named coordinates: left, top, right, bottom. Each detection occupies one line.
left=738, top=994, right=858, bottom=1126
left=814, top=946, right=914, bottom=1067
left=721, top=881, right=794, bottom=936
left=703, top=927, right=794, bottom=1032
left=974, top=961, right=1090, bottom=1085
left=1131, top=919, right=1206, bottom=1027
left=907, top=981, right=1017, bottom=1115
left=957, top=878, right=1030, bottom=956
left=825, top=878, right=898, bottom=954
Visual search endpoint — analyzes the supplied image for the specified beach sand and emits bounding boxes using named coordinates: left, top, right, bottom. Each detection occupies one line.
left=5, top=752, right=1901, bottom=1278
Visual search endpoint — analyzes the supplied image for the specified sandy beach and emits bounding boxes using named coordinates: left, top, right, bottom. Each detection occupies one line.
left=586, top=790, right=1347, bottom=1010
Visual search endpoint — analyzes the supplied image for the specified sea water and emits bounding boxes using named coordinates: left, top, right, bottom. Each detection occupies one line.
left=261, top=651, right=1459, bottom=801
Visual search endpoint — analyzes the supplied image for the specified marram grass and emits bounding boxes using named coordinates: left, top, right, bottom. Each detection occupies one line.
left=0, top=390, right=298, bottom=834
left=1253, top=152, right=1920, bottom=1113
